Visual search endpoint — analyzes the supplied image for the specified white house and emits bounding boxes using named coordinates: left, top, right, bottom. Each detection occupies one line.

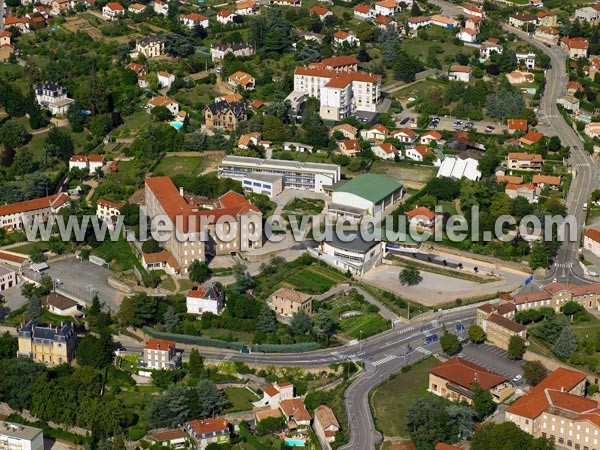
left=310, top=6, right=333, bottom=21
left=216, top=9, right=237, bottom=24
left=143, top=338, right=181, bottom=370
left=158, top=71, right=175, bottom=89
left=463, top=3, right=485, bottom=18
left=420, top=131, right=442, bottom=146
left=354, top=4, right=373, bottom=20
left=69, top=155, right=105, bottom=172
left=408, top=16, right=431, bottom=31
left=575, top=5, right=600, bottom=23
left=516, top=52, right=536, bottom=70
left=180, top=13, right=209, bottom=29
left=253, top=382, right=295, bottom=409
left=0, top=193, right=69, bottom=231
left=236, top=0, right=257, bottom=15
left=405, top=145, right=432, bottom=162
left=361, top=124, right=388, bottom=141
left=480, top=38, right=502, bottom=60
left=333, top=31, right=359, bottom=47
left=374, top=0, right=396, bottom=16
left=128, top=3, right=146, bottom=14
left=148, top=96, right=180, bottom=117
left=102, top=2, right=124, bottom=20
left=391, top=128, right=417, bottom=144
left=96, top=199, right=124, bottom=229
left=585, top=122, right=600, bottom=139
left=456, top=27, right=477, bottom=43
left=34, top=83, right=74, bottom=116
left=186, top=284, right=225, bottom=315
left=153, top=0, right=168, bottom=15
left=584, top=228, right=600, bottom=258
left=448, top=64, right=472, bottom=82
left=372, top=143, right=398, bottom=160
left=405, top=205, right=439, bottom=229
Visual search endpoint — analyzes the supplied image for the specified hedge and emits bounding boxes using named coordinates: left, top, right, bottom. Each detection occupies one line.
left=143, top=327, right=321, bottom=353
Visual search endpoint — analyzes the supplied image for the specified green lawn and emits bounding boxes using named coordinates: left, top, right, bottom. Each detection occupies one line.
left=223, top=387, right=259, bottom=413
left=371, top=357, right=438, bottom=438
left=8, top=241, right=50, bottom=255
left=287, top=266, right=346, bottom=294
left=152, top=155, right=204, bottom=177
left=391, top=79, right=447, bottom=100
left=92, top=237, right=143, bottom=272
left=340, top=313, right=391, bottom=339
left=282, top=198, right=325, bottom=215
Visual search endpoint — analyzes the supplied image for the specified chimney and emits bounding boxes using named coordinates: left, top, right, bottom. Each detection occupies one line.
left=179, top=187, right=184, bottom=197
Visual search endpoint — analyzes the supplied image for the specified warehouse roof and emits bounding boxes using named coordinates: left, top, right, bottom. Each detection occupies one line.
left=334, top=174, right=402, bottom=204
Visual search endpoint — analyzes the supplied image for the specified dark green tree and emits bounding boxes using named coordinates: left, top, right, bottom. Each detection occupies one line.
left=399, top=265, right=422, bottom=286
left=163, top=305, right=179, bottom=332
left=188, top=259, right=210, bottom=283
left=440, top=333, right=461, bottom=356
left=188, top=348, right=203, bottom=377
left=554, top=325, right=577, bottom=359
left=290, top=310, right=313, bottom=335
left=507, top=335, right=526, bottom=360
left=522, top=360, right=547, bottom=386
left=472, top=383, right=496, bottom=420
left=257, top=302, right=278, bottom=333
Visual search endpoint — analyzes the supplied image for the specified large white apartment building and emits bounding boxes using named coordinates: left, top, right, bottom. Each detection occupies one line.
left=218, top=156, right=340, bottom=193
left=292, top=59, right=381, bottom=121
left=0, top=422, right=43, bottom=450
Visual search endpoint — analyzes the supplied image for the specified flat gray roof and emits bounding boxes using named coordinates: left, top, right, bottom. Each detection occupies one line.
left=0, top=421, right=43, bottom=441
left=243, top=173, right=283, bottom=183
left=221, top=155, right=340, bottom=172
left=324, top=232, right=380, bottom=253
left=0, top=265, right=14, bottom=276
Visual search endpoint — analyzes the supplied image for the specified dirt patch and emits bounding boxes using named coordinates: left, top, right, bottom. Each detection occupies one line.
left=370, top=161, right=437, bottom=189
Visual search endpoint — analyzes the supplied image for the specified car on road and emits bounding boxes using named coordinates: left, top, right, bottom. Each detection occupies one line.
left=455, top=324, right=465, bottom=333
left=400, top=117, right=410, bottom=125
left=424, top=334, right=439, bottom=345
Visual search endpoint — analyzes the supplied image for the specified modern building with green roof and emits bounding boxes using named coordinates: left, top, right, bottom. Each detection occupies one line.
left=328, top=173, right=403, bottom=221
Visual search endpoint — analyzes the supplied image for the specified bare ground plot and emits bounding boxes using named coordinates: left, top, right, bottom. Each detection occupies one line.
left=370, top=162, right=437, bottom=189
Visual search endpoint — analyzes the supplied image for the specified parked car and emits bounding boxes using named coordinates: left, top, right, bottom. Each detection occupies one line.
left=400, top=117, right=410, bottom=125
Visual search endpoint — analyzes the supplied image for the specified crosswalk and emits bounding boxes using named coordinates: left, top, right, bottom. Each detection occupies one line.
left=555, top=263, right=573, bottom=268
left=416, top=347, right=432, bottom=356
left=372, top=355, right=397, bottom=366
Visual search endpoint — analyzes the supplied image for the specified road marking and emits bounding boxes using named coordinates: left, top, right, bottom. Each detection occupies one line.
left=416, top=347, right=432, bottom=355
left=371, top=355, right=397, bottom=366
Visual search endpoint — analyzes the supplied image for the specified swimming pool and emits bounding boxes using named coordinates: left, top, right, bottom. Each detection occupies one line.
left=170, top=121, right=183, bottom=130
left=284, top=439, right=306, bottom=447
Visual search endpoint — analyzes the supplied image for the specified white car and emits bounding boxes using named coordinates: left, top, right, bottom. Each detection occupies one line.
left=512, top=374, right=522, bottom=383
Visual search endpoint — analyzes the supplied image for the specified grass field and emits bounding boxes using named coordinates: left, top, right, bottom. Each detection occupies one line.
left=92, top=237, right=142, bottom=272
left=223, top=387, right=259, bottom=413
left=283, top=198, right=325, bottom=215
left=9, top=241, right=50, bottom=255
left=153, top=156, right=204, bottom=176
left=370, top=161, right=437, bottom=189
left=371, top=357, right=438, bottom=438
left=340, top=313, right=391, bottom=339
left=287, top=265, right=346, bottom=294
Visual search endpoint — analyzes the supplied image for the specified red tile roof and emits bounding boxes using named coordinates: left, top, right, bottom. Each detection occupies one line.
left=0, top=251, right=27, bottom=264
left=97, top=199, right=124, bottom=210
left=585, top=228, right=600, bottom=243
left=105, top=2, right=124, bottom=10
left=497, top=175, right=524, bottom=184
left=280, top=398, right=311, bottom=422
left=0, top=193, right=69, bottom=217
left=354, top=4, right=371, bottom=13
left=562, top=37, right=589, bottom=50
left=435, top=444, right=462, bottom=450
left=310, top=6, right=328, bottom=15
left=406, top=206, right=435, bottom=221
left=429, top=357, right=507, bottom=391
left=321, top=55, right=359, bottom=68
left=422, top=131, right=442, bottom=140
left=188, top=418, right=228, bottom=435
left=486, top=313, right=526, bottom=333
left=449, top=64, right=472, bottom=73
left=532, top=174, right=560, bottom=186
left=507, top=119, right=528, bottom=130
left=145, top=338, right=175, bottom=350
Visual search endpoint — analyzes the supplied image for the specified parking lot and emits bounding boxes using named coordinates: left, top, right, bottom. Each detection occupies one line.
left=458, top=343, right=524, bottom=382
left=393, top=112, right=508, bottom=135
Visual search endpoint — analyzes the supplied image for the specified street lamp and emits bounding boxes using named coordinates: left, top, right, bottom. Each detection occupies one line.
left=359, top=330, right=363, bottom=351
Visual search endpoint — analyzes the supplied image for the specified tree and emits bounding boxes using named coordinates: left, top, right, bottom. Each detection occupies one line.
left=469, top=324, right=485, bottom=344
left=44, top=126, right=74, bottom=163
left=290, top=310, right=313, bottom=335
left=554, top=325, right=577, bottom=359
left=232, top=262, right=254, bottom=294
left=88, top=114, right=112, bottom=139
left=188, top=348, right=203, bottom=377
left=257, top=303, right=278, bottom=333
left=163, top=306, right=179, bottom=332
left=76, top=331, right=114, bottom=369
left=0, top=358, right=47, bottom=410
left=399, top=265, right=422, bottom=286
left=256, top=416, right=285, bottom=435
left=151, top=105, right=174, bottom=122
left=89, top=294, right=102, bottom=317
left=440, top=333, right=461, bottom=356
left=522, top=360, right=547, bottom=386
left=142, top=238, right=160, bottom=254
left=0, top=120, right=29, bottom=151
left=447, top=404, right=476, bottom=439
left=407, top=395, right=458, bottom=450
left=26, top=296, right=41, bottom=320
left=0, top=332, right=17, bottom=359
left=472, top=383, right=495, bottom=420
left=411, top=1, right=422, bottom=16
left=471, top=422, right=554, bottom=450
left=507, top=335, right=526, bottom=360
left=188, top=260, right=210, bottom=283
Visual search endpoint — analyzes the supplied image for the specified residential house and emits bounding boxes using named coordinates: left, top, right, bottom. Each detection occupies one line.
left=253, top=381, right=295, bottom=408
left=280, top=398, right=311, bottom=428
left=456, top=27, right=477, bottom=43
left=331, top=123, right=358, bottom=139
left=506, top=70, right=534, bottom=85
left=154, top=0, right=168, bottom=15
left=534, top=26, right=559, bottom=45
left=204, top=101, right=246, bottom=131
left=519, top=130, right=545, bottom=147
left=216, top=9, right=237, bottom=24
left=269, top=288, right=312, bottom=317
left=236, top=0, right=258, bottom=15
left=128, top=3, right=146, bottom=14
left=405, top=206, right=439, bottom=229
left=186, top=284, right=225, bottom=315
left=516, top=52, right=536, bottom=70
left=228, top=71, right=255, bottom=90
left=479, top=38, right=502, bottom=59
left=561, top=37, right=589, bottom=59
left=567, top=81, right=584, bottom=95
left=374, top=0, right=396, bottom=16
left=210, top=42, right=254, bottom=62
left=429, top=357, right=512, bottom=404
left=496, top=174, right=524, bottom=185
left=313, top=405, right=339, bottom=447
left=34, top=82, right=74, bottom=115
left=158, top=71, right=175, bottom=89
left=143, top=338, right=181, bottom=370
left=180, top=13, right=209, bottom=29
left=505, top=183, right=538, bottom=203
left=372, top=142, right=398, bottom=160
left=3, top=17, right=29, bottom=34
left=465, top=16, right=482, bottom=30
left=186, top=419, right=230, bottom=449
left=507, top=119, right=528, bottom=133
left=430, top=14, right=459, bottom=28
left=506, top=281, right=600, bottom=312
left=462, top=3, right=485, bottom=18
left=391, top=128, right=417, bottom=144
left=102, top=2, right=124, bottom=19
left=148, top=96, right=180, bottom=117
left=333, top=30, right=359, bottom=47
left=584, top=228, right=600, bottom=258
left=354, top=4, right=373, bottom=20
left=69, top=155, right=105, bottom=172
left=41, top=293, right=82, bottom=317
left=408, top=16, right=431, bottom=31
left=151, top=430, right=186, bottom=449
left=338, top=139, right=361, bottom=157
left=509, top=12, right=537, bottom=29
left=126, top=62, right=147, bottom=87
left=532, top=174, right=560, bottom=189
left=142, top=251, right=180, bottom=276
left=420, top=131, right=442, bottom=145
left=374, top=15, right=399, bottom=30
left=585, top=122, right=600, bottom=139
left=310, top=6, right=332, bottom=21
left=238, top=132, right=270, bottom=149
left=96, top=199, right=124, bottom=230
left=574, top=5, right=600, bottom=23
left=135, top=35, right=164, bottom=58
left=50, top=0, right=69, bottom=16
left=361, top=124, right=389, bottom=141
left=269, top=0, right=301, bottom=6
left=405, top=145, right=432, bottom=162
left=0, top=193, right=69, bottom=231
left=536, top=10, right=557, bottom=27
left=448, top=64, right=472, bottom=82
left=506, top=152, right=543, bottom=170
left=0, top=266, right=17, bottom=292
left=17, top=320, right=76, bottom=365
